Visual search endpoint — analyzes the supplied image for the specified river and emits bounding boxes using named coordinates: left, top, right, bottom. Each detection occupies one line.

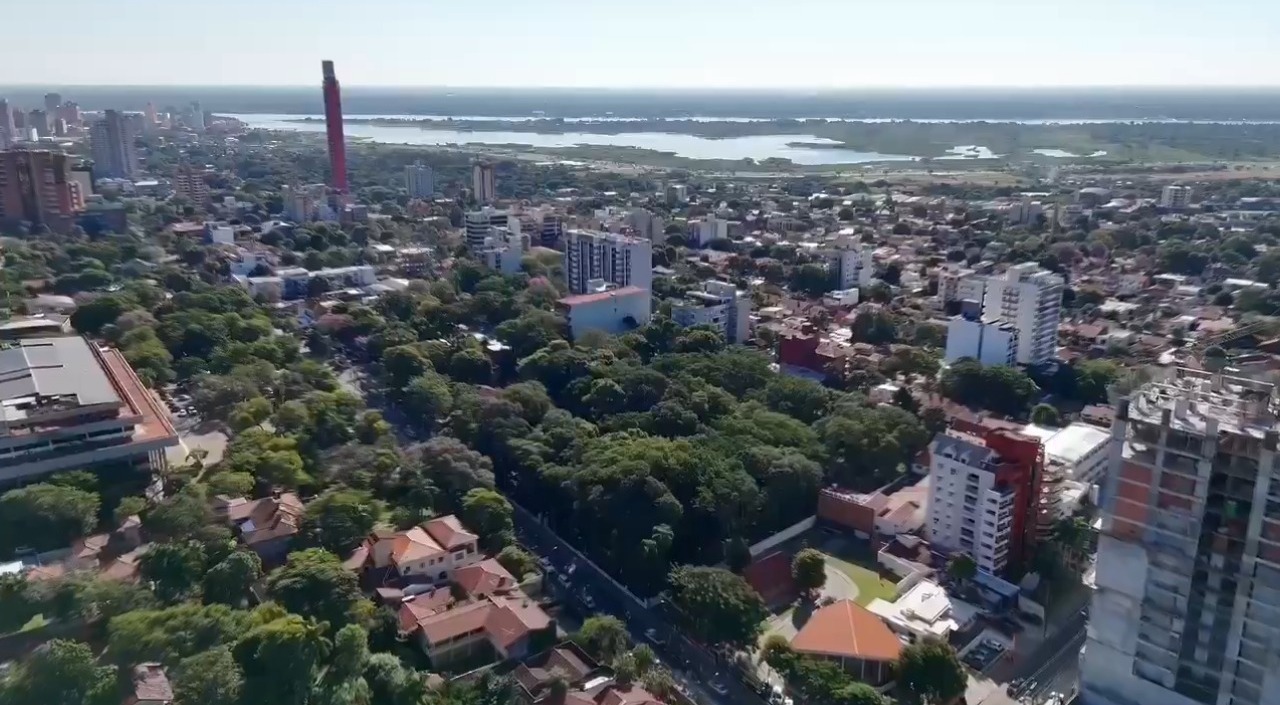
left=225, top=113, right=923, bottom=165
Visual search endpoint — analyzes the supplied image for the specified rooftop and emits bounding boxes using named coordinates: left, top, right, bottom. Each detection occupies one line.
left=0, top=336, right=120, bottom=419
left=1043, top=423, right=1111, bottom=464
left=790, top=599, right=903, bottom=663
left=1127, top=367, right=1280, bottom=438
left=866, top=579, right=977, bottom=640
left=558, top=286, right=648, bottom=307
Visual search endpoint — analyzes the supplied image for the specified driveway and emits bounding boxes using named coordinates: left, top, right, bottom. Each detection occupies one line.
left=822, top=561, right=860, bottom=603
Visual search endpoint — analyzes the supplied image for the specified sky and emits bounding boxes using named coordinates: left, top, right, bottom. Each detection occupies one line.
left=4, top=0, right=1280, bottom=88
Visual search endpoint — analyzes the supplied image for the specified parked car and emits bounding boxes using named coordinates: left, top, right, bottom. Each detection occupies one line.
left=709, top=679, right=729, bottom=696
left=645, top=628, right=667, bottom=648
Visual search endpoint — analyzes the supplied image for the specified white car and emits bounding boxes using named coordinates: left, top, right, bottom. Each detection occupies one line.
left=709, top=680, right=729, bottom=696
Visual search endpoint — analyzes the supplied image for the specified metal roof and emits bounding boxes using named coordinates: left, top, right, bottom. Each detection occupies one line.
left=0, top=337, right=120, bottom=413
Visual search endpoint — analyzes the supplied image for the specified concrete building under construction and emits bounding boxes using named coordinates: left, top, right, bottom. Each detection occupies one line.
left=1083, top=367, right=1280, bottom=705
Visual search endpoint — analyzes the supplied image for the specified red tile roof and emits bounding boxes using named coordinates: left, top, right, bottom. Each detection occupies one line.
left=129, top=663, right=173, bottom=704
left=790, top=599, right=902, bottom=663
left=454, top=558, right=516, bottom=598
left=424, top=515, right=479, bottom=550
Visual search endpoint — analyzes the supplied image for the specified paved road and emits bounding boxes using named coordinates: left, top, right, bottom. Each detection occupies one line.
left=511, top=504, right=769, bottom=705
left=1009, top=613, right=1087, bottom=703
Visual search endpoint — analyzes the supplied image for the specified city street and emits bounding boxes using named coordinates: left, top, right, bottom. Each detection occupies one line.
left=1007, top=611, right=1088, bottom=703
left=510, top=503, right=769, bottom=705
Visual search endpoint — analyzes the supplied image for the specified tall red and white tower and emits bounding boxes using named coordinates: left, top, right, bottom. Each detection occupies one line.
left=321, top=60, right=348, bottom=193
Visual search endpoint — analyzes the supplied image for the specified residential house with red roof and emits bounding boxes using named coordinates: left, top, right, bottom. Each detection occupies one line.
left=790, top=599, right=902, bottom=686
left=350, top=514, right=482, bottom=587
left=213, top=491, right=304, bottom=562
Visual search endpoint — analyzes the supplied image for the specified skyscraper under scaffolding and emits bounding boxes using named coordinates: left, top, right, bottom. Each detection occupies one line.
left=1082, top=367, right=1280, bottom=705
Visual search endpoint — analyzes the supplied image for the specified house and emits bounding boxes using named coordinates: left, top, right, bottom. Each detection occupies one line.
left=214, top=492, right=304, bottom=562
left=400, top=592, right=554, bottom=670
left=789, top=599, right=902, bottom=686
left=514, top=642, right=667, bottom=705
left=867, top=579, right=978, bottom=644
left=27, top=514, right=149, bottom=584
left=353, top=515, right=482, bottom=586
left=124, top=663, right=173, bottom=705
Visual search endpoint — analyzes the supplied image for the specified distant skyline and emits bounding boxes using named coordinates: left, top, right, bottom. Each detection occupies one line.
left=3, top=0, right=1279, bottom=88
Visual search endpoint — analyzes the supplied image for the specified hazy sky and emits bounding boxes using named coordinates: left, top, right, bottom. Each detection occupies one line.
left=5, top=0, right=1278, bottom=87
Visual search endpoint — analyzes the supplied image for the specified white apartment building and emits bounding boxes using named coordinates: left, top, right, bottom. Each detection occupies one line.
left=464, top=207, right=517, bottom=252
left=944, top=316, right=1019, bottom=367
left=475, top=226, right=525, bottom=276
left=283, top=184, right=337, bottom=223
left=825, top=232, right=875, bottom=290
left=563, top=229, right=652, bottom=295
left=626, top=208, right=666, bottom=241
left=557, top=286, right=652, bottom=340
left=1082, top=369, right=1280, bottom=705
left=472, top=162, right=496, bottom=205
left=926, top=432, right=1024, bottom=576
left=1160, top=184, right=1192, bottom=209
left=671, top=281, right=752, bottom=344
left=690, top=216, right=729, bottom=247
left=938, top=267, right=985, bottom=305
left=981, top=262, right=1063, bottom=366
left=405, top=161, right=435, bottom=199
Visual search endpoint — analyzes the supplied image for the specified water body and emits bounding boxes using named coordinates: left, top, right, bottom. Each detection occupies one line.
left=1032, top=148, right=1109, bottom=158
left=939, top=145, right=1001, bottom=159
left=226, top=114, right=919, bottom=165
left=228, top=112, right=1280, bottom=125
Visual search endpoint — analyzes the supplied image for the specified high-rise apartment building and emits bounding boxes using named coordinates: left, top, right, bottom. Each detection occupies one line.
left=926, top=427, right=1043, bottom=577
left=0, top=149, right=85, bottom=233
left=58, top=102, right=80, bottom=127
left=144, top=102, right=158, bottom=133
left=825, top=232, right=875, bottom=290
left=27, top=110, right=49, bottom=138
left=188, top=102, right=205, bottom=132
left=1083, top=368, right=1280, bottom=705
left=321, top=60, right=348, bottom=193
left=563, top=229, right=652, bottom=295
left=981, top=262, right=1063, bottom=366
left=671, top=280, right=752, bottom=344
left=43, top=93, right=61, bottom=116
left=0, top=100, right=14, bottom=149
left=173, top=166, right=209, bottom=207
left=405, top=161, right=435, bottom=198
left=1161, top=184, right=1193, bottom=209
left=472, top=162, right=496, bottom=205
left=90, top=110, right=140, bottom=179
left=464, top=207, right=517, bottom=252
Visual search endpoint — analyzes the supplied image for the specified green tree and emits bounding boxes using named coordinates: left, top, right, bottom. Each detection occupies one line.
left=138, top=540, right=208, bottom=603
left=113, top=496, right=149, bottom=527
left=496, top=545, right=538, bottom=579
left=202, top=551, right=263, bottom=607
left=0, top=483, right=100, bottom=554
left=106, top=602, right=251, bottom=667
left=0, top=639, right=117, bottom=705
left=413, top=437, right=496, bottom=509
left=897, top=637, right=968, bottom=705
left=947, top=553, right=977, bottom=584
left=172, top=647, right=243, bottom=705
left=399, top=371, right=453, bottom=430
left=300, top=488, right=378, bottom=555
left=234, top=614, right=330, bottom=705
left=459, top=488, right=515, bottom=553
left=1030, top=403, right=1062, bottom=426
left=575, top=615, right=629, bottom=663
left=267, top=548, right=368, bottom=630
left=791, top=548, right=827, bottom=599
left=668, top=566, right=767, bottom=650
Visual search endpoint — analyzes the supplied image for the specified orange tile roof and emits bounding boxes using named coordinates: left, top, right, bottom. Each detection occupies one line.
left=391, top=527, right=446, bottom=564
left=424, top=515, right=479, bottom=550
left=396, top=587, right=456, bottom=633
left=454, top=558, right=516, bottom=598
left=598, top=685, right=665, bottom=705
left=790, top=599, right=902, bottom=663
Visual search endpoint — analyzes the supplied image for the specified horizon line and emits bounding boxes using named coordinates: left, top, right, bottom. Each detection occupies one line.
left=4, top=83, right=1280, bottom=92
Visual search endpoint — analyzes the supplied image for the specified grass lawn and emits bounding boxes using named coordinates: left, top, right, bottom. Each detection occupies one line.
left=825, top=554, right=899, bottom=606
left=19, top=614, right=48, bottom=632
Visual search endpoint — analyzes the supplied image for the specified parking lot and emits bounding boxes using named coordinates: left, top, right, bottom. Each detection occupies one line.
left=961, top=630, right=1011, bottom=674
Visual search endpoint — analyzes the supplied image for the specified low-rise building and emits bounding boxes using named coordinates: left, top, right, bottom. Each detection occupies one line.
left=944, top=315, right=1019, bottom=367
left=557, top=286, right=651, bottom=340
left=475, top=226, right=526, bottom=275
left=0, top=336, right=178, bottom=486
left=1041, top=422, right=1111, bottom=485
left=214, top=492, right=305, bottom=562
left=232, top=265, right=377, bottom=300
left=790, top=599, right=902, bottom=686
left=670, top=280, right=752, bottom=344
left=867, top=578, right=978, bottom=644
left=351, top=515, right=483, bottom=585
